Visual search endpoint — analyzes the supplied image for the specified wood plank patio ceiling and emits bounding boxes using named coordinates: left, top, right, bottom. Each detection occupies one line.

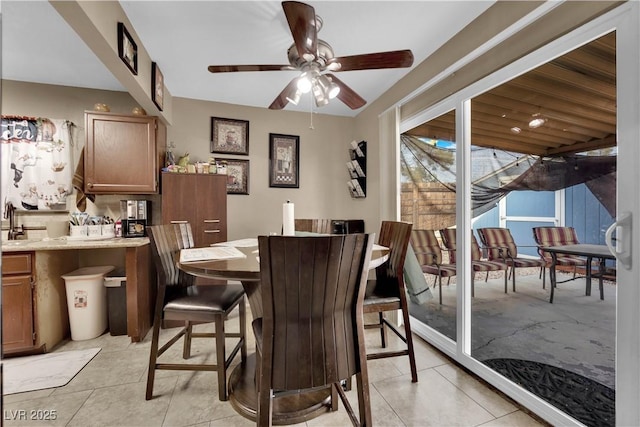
left=406, top=32, right=616, bottom=157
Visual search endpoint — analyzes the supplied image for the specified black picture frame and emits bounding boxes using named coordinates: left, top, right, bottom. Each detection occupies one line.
left=210, top=117, right=249, bottom=155
left=151, top=62, right=164, bottom=111
left=117, top=22, right=138, bottom=75
left=269, top=133, right=299, bottom=188
left=225, top=159, right=250, bottom=195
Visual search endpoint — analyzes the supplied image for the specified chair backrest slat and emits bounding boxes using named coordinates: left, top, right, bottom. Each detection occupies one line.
left=258, top=234, right=373, bottom=391
left=376, top=221, right=413, bottom=290
left=148, top=224, right=196, bottom=288
left=294, top=218, right=332, bottom=234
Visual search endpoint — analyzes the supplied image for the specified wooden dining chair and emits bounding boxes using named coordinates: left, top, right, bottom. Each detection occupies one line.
left=439, top=228, right=509, bottom=296
left=364, top=221, right=418, bottom=383
left=145, top=223, right=247, bottom=401
left=477, top=227, right=546, bottom=292
left=255, top=234, right=375, bottom=426
left=294, top=218, right=333, bottom=234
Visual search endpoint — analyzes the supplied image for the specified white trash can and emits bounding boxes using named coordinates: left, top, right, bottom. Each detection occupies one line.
left=62, top=265, right=115, bottom=340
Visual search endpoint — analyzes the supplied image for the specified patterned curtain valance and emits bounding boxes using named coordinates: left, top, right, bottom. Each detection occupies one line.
left=1, top=115, right=75, bottom=211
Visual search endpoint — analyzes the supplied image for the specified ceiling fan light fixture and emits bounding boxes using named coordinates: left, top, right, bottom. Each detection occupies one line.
left=297, top=72, right=313, bottom=93
left=312, top=81, right=329, bottom=107
left=286, top=89, right=302, bottom=106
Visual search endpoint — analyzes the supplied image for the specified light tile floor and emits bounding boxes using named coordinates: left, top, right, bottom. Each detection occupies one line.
left=2, top=303, right=546, bottom=427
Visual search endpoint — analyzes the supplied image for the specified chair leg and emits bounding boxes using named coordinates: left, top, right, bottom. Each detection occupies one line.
left=379, top=312, right=387, bottom=348
left=400, top=294, right=418, bottom=383
left=145, top=317, right=162, bottom=400
left=512, top=266, right=516, bottom=292
left=504, top=269, right=508, bottom=293
left=183, top=321, right=193, bottom=359
left=542, top=266, right=546, bottom=289
left=438, top=276, right=443, bottom=305
left=330, top=381, right=339, bottom=411
left=215, top=315, right=228, bottom=401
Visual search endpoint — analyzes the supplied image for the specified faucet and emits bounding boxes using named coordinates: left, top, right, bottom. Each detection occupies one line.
left=4, top=201, right=25, bottom=240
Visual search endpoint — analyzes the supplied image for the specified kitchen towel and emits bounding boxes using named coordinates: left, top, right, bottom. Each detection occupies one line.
left=282, top=201, right=295, bottom=236
left=72, top=147, right=95, bottom=212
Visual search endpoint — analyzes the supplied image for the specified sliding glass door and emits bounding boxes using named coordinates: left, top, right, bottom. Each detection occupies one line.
left=398, top=3, right=640, bottom=424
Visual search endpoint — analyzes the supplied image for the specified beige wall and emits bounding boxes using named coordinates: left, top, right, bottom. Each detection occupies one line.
left=1, top=80, right=380, bottom=240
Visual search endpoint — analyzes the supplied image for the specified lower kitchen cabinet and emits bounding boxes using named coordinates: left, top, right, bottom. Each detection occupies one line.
left=2, top=251, right=75, bottom=356
left=2, top=252, right=36, bottom=355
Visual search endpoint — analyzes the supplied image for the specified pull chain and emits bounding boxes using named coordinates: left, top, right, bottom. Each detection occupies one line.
left=309, top=98, right=314, bottom=130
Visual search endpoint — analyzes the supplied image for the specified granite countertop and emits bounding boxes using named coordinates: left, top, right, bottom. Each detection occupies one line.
left=1, top=237, right=149, bottom=252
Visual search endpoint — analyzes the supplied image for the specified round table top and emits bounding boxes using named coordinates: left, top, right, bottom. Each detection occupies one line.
left=179, top=241, right=389, bottom=282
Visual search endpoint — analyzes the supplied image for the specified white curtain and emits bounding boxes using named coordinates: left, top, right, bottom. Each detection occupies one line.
left=1, top=116, right=74, bottom=211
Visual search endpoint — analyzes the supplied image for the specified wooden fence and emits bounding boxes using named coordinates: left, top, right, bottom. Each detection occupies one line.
left=400, top=182, right=456, bottom=231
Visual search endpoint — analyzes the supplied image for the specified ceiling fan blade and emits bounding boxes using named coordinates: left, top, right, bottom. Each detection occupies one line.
left=269, top=77, right=299, bottom=110
left=327, top=49, right=414, bottom=72
left=282, top=1, right=317, bottom=61
left=326, top=73, right=366, bottom=110
left=208, top=65, right=292, bottom=73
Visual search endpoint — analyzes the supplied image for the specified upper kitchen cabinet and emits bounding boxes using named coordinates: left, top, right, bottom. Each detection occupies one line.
left=84, top=112, right=166, bottom=194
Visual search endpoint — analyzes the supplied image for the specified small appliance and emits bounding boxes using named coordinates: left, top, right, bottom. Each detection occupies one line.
left=120, top=200, right=150, bottom=237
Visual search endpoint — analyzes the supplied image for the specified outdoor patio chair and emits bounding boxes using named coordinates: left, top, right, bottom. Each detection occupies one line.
left=439, top=228, right=508, bottom=296
left=532, top=226, right=588, bottom=288
left=477, top=227, right=546, bottom=292
left=410, top=229, right=457, bottom=304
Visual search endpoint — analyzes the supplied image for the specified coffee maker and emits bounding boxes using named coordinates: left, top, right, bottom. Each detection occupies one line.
left=120, top=200, right=150, bottom=237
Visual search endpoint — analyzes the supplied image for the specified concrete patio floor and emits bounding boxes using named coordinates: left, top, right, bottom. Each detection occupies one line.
left=409, top=270, right=616, bottom=389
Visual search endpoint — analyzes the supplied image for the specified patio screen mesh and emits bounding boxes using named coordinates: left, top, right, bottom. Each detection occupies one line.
left=400, top=134, right=617, bottom=218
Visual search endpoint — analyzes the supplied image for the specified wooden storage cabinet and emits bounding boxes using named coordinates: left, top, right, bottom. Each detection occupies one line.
left=2, top=252, right=36, bottom=355
left=84, top=112, right=166, bottom=194
left=161, top=173, right=227, bottom=246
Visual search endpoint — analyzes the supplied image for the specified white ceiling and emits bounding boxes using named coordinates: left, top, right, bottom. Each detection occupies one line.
left=2, top=1, right=495, bottom=117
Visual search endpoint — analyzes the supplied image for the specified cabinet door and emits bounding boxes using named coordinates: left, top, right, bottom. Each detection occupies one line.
left=2, top=274, right=35, bottom=354
left=162, top=173, right=196, bottom=225
left=197, top=174, right=227, bottom=246
left=162, top=173, right=227, bottom=247
left=85, top=113, right=160, bottom=194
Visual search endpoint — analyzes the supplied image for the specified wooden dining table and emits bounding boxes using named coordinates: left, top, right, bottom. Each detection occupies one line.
left=178, top=238, right=389, bottom=424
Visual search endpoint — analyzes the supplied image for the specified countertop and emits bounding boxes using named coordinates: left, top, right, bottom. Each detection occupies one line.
left=1, top=237, right=149, bottom=252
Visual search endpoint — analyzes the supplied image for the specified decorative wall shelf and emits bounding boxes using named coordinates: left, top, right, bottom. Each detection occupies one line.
left=347, top=140, right=366, bottom=198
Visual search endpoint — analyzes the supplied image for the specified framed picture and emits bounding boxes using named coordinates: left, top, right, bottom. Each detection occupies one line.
left=151, top=62, right=163, bottom=111
left=211, top=117, right=249, bottom=155
left=117, top=22, right=138, bottom=75
left=225, top=159, right=250, bottom=195
left=269, top=133, right=299, bottom=188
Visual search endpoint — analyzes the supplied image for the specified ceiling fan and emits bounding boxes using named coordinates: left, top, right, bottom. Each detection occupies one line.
left=207, top=1, right=414, bottom=110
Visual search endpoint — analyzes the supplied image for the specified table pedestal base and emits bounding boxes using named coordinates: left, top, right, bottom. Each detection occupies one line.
left=228, top=354, right=332, bottom=425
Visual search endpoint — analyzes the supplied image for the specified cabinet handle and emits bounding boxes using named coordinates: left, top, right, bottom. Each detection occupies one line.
left=203, top=219, right=221, bottom=223
left=87, top=182, right=93, bottom=188
left=204, top=230, right=221, bottom=233
left=170, top=220, right=189, bottom=224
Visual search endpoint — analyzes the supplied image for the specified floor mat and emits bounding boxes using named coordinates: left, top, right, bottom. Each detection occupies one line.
left=2, top=348, right=101, bottom=395
left=484, top=358, right=614, bottom=427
